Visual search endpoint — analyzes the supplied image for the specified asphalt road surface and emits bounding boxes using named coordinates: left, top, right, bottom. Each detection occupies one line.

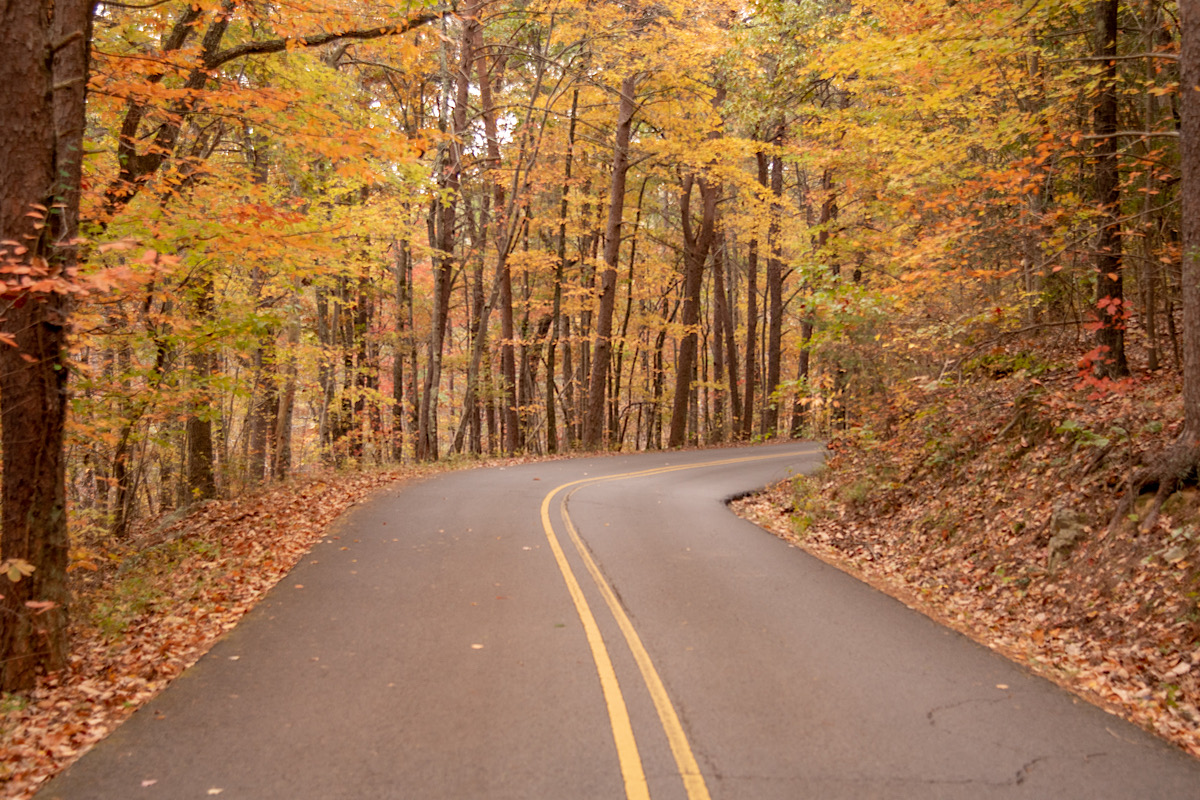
left=43, top=442, right=1200, bottom=798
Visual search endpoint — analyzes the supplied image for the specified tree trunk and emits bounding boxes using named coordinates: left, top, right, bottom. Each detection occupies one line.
left=711, top=240, right=728, bottom=442
left=0, top=0, right=91, bottom=691
left=418, top=17, right=471, bottom=460
left=741, top=153, right=766, bottom=440
left=546, top=90, right=579, bottom=454
left=392, top=241, right=411, bottom=461
left=584, top=75, right=638, bottom=449
left=186, top=273, right=217, bottom=500
left=273, top=318, right=300, bottom=480
left=612, top=178, right=648, bottom=447
left=761, top=152, right=785, bottom=437
left=718, top=234, right=742, bottom=436
left=246, top=334, right=277, bottom=485
left=1181, top=0, right=1200, bottom=440
left=668, top=174, right=719, bottom=447
left=1092, top=0, right=1129, bottom=378
left=315, top=286, right=337, bottom=459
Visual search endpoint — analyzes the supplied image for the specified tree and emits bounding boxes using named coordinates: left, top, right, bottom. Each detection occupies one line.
left=0, top=0, right=92, bottom=692
left=1114, top=0, right=1200, bottom=526
left=1091, top=0, right=1129, bottom=379
left=668, top=172, right=720, bottom=447
left=584, top=75, right=638, bottom=449
left=1182, top=1, right=1200, bottom=441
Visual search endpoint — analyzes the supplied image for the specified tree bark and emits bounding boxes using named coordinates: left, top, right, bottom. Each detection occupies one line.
left=546, top=89, right=580, bottom=454
left=186, top=271, right=217, bottom=501
left=1181, top=0, right=1200, bottom=439
left=1092, top=0, right=1129, bottom=378
left=418, top=16, right=471, bottom=460
left=711, top=237, right=729, bottom=442
left=740, top=153, right=767, bottom=440
left=761, top=152, right=785, bottom=437
left=668, top=174, right=719, bottom=447
left=392, top=241, right=411, bottom=461
left=584, top=75, right=638, bottom=449
left=273, top=318, right=300, bottom=480
left=613, top=178, right=648, bottom=447
left=0, top=0, right=92, bottom=691
left=246, top=333, right=277, bottom=486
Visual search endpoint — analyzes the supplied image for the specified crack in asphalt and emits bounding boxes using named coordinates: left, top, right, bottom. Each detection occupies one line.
left=926, top=695, right=1010, bottom=726
left=1014, top=756, right=1049, bottom=785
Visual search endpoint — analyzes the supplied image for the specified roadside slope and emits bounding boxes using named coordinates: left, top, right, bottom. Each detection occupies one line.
left=735, top=367, right=1200, bottom=758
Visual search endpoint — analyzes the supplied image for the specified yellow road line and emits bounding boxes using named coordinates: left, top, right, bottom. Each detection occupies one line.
left=540, top=491, right=651, bottom=800
left=540, top=448, right=815, bottom=800
left=561, top=493, right=712, bottom=800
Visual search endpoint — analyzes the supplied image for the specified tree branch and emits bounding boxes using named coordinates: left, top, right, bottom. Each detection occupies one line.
left=1081, top=130, right=1180, bottom=139
left=206, top=11, right=449, bottom=70
left=1050, top=52, right=1180, bottom=64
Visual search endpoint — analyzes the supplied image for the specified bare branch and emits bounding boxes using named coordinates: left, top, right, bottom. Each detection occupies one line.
left=206, top=11, right=449, bottom=70
left=1081, top=130, right=1180, bottom=139
left=1049, top=52, right=1180, bottom=64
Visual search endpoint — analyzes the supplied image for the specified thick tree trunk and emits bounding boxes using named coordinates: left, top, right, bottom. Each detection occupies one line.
left=0, top=291, right=72, bottom=691
left=650, top=323, right=670, bottom=450
left=469, top=260, right=485, bottom=455
left=0, top=0, right=91, bottom=691
left=186, top=410, right=217, bottom=500
left=1181, top=0, right=1200, bottom=439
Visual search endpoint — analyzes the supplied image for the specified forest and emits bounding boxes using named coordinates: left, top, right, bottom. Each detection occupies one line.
left=3, top=0, right=1200, bottom=758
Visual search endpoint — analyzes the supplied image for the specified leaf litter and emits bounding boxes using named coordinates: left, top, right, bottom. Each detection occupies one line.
left=0, top=466, right=434, bottom=798
left=732, top=364, right=1200, bottom=760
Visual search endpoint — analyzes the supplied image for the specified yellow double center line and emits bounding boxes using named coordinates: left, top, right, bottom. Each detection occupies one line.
left=539, top=450, right=815, bottom=800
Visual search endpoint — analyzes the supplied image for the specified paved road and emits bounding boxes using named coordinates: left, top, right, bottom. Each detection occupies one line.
left=44, top=443, right=1200, bottom=798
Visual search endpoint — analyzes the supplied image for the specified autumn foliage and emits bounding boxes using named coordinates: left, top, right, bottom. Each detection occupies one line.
left=50, top=0, right=1188, bottom=524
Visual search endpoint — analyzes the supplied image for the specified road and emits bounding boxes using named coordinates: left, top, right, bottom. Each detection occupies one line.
left=43, top=442, right=1200, bottom=798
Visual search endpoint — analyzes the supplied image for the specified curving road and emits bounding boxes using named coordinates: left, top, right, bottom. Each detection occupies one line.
left=44, top=443, right=1200, bottom=798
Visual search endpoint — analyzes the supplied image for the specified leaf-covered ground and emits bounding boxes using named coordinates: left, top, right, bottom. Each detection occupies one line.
left=0, top=466, right=445, bottom=799
left=733, top=361, right=1200, bottom=759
